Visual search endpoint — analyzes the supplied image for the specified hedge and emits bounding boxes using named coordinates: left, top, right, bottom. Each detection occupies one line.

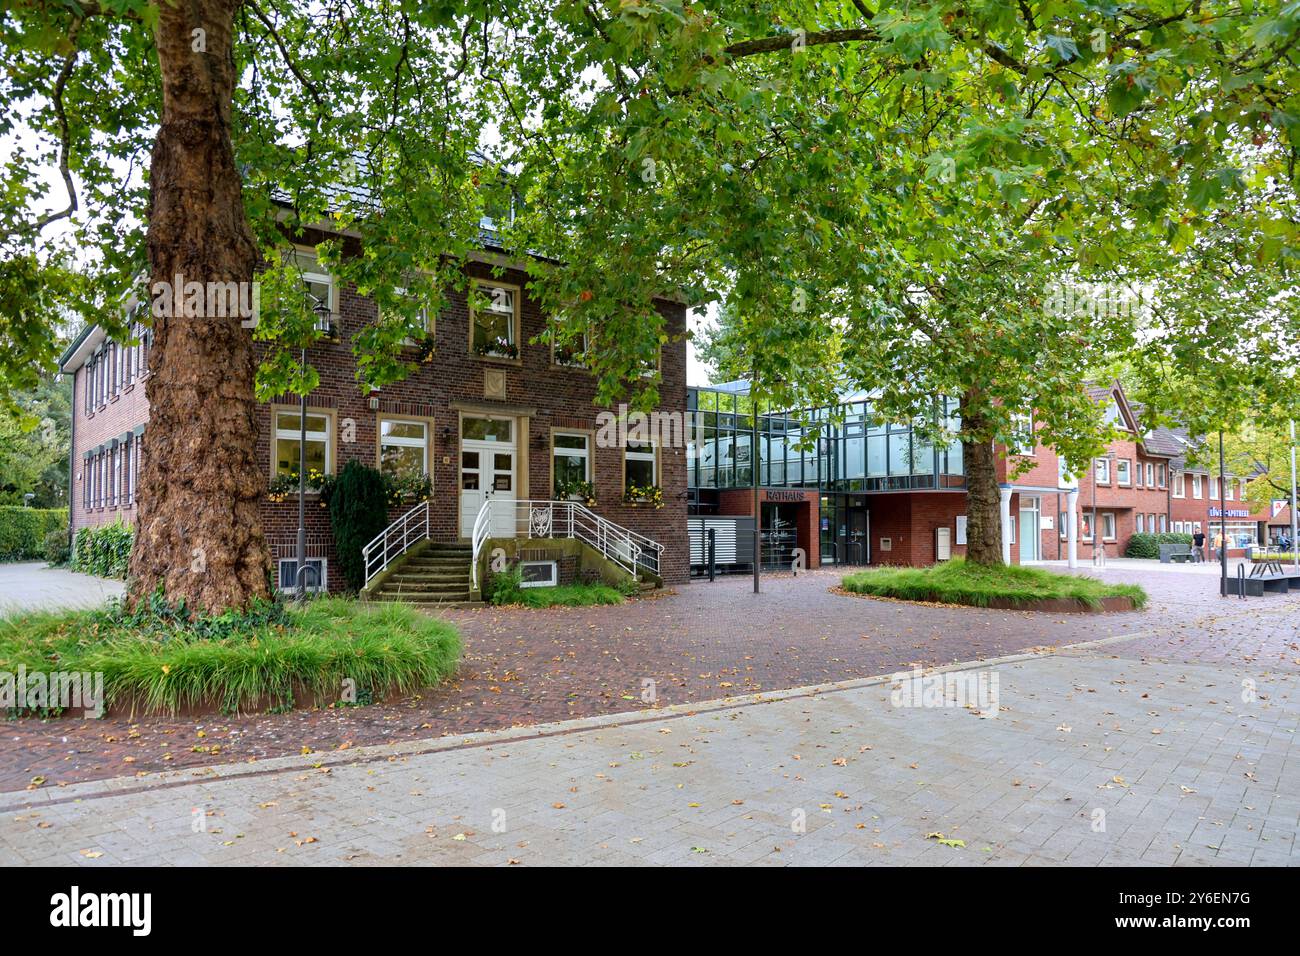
left=0, top=507, right=68, bottom=562
left=71, top=521, right=133, bottom=579
left=1125, top=531, right=1193, bottom=559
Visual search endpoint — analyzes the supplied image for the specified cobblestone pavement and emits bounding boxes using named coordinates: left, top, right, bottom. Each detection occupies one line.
left=2, top=612, right=1296, bottom=866
left=2, top=565, right=1297, bottom=795
left=0, top=562, right=124, bottom=614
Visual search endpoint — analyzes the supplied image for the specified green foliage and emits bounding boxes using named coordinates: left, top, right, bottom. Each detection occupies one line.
left=0, top=506, right=67, bottom=561
left=70, top=521, right=133, bottom=578
left=1125, top=532, right=1194, bottom=559
left=327, top=460, right=391, bottom=591
left=0, top=374, right=71, bottom=507
left=43, top=527, right=70, bottom=566
left=0, top=596, right=461, bottom=716
left=483, top=563, right=523, bottom=604
left=491, top=581, right=627, bottom=608
left=841, top=558, right=1147, bottom=610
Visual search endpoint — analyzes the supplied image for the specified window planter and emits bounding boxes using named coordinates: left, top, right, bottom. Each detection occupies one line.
left=623, top=484, right=664, bottom=509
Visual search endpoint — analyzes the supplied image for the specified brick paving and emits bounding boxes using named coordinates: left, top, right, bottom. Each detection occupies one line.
left=2, top=628, right=1296, bottom=866
left=3, top=564, right=1297, bottom=796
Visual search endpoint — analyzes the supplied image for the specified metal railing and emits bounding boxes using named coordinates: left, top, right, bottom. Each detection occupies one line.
left=471, top=498, right=664, bottom=590
left=362, top=500, right=430, bottom=588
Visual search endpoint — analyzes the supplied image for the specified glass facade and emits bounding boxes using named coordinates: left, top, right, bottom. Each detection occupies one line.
left=687, top=387, right=966, bottom=496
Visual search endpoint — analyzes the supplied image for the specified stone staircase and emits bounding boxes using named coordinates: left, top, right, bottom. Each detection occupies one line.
left=369, top=542, right=474, bottom=605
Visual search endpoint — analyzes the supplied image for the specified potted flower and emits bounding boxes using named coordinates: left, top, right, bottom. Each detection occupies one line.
left=555, top=476, right=597, bottom=507
left=473, top=337, right=518, bottom=359
left=623, top=483, right=664, bottom=508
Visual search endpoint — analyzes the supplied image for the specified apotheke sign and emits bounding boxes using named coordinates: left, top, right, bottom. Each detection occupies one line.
left=1209, top=507, right=1250, bottom=518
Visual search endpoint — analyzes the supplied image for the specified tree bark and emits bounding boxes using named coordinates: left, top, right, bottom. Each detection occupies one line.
left=128, top=0, right=273, bottom=612
left=960, top=388, right=1004, bottom=566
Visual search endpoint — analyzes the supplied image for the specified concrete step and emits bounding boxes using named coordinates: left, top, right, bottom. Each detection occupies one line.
left=373, top=591, right=474, bottom=603
left=390, top=570, right=470, bottom=580
left=400, top=560, right=471, bottom=570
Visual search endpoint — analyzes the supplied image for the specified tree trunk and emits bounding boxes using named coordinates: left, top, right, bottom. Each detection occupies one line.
left=960, top=388, right=1004, bottom=567
left=128, top=0, right=273, bottom=612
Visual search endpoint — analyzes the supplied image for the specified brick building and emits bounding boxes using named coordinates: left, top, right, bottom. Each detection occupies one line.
left=687, top=380, right=1284, bottom=571
left=61, top=243, right=690, bottom=593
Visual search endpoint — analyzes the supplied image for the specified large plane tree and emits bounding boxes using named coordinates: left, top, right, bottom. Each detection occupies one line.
left=2, top=0, right=1296, bottom=610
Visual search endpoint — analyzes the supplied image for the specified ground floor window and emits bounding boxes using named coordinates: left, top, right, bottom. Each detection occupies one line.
left=273, top=409, right=333, bottom=486
left=553, top=432, right=591, bottom=498
left=1101, top=512, right=1116, bottom=541
left=1158, top=514, right=1167, bottom=533
left=1136, top=513, right=1145, bottom=533
left=624, top=440, right=657, bottom=496
left=379, top=417, right=430, bottom=480
left=1081, top=513, right=1093, bottom=541
left=277, top=557, right=327, bottom=593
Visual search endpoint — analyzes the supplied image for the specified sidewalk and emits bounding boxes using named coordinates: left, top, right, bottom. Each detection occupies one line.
left=3, top=616, right=1295, bottom=866
left=0, top=562, right=124, bottom=614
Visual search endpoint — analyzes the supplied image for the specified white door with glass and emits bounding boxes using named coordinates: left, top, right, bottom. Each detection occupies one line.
left=460, top=416, right=516, bottom=538
left=1018, top=496, right=1041, bottom=562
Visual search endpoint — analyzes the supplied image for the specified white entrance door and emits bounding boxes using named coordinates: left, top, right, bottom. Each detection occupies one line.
left=460, top=417, right=517, bottom=538
left=1018, top=496, right=1041, bottom=562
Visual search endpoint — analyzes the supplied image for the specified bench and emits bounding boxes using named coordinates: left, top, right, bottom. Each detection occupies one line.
left=1169, top=551, right=1194, bottom=563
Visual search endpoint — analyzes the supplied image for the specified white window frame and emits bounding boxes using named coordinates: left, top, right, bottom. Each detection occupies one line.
left=1116, top=458, right=1132, bottom=487
left=1172, top=472, right=1184, bottom=498
left=1010, top=412, right=1034, bottom=456
left=469, top=279, right=520, bottom=358
left=518, top=560, right=558, bottom=589
left=1095, top=458, right=1111, bottom=485
left=277, top=557, right=327, bottom=594
left=1136, top=513, right=1145, bottom=533
left=1192, top=474, right=1203, bottom=499
left=623, top=440, right=658, bottom=494
left=378, top=416, right=432, bottom=479
left=272, top=407, right=334, bottom=485
left=1146, top=462, right=1155, bottom=486
left=552, top=431, right=592, bottom=497
left=389, top=286, right=436, bottom=346
left=1102, top=512, right=1116, bottom=541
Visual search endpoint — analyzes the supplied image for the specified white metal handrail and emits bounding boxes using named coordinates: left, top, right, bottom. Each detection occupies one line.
left=363, top=500, right=431, bottom=588
left=470, top=498, right=665, bottom=590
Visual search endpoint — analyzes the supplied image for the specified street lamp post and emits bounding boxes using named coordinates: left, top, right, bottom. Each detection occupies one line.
left=1291, top=420, right=1298, bottom=571
left=295, top=302, right=330, bottom=603
left=1091, top=451, right=1114, bottom=566
left=1218, top=430, right=1228, bottom=597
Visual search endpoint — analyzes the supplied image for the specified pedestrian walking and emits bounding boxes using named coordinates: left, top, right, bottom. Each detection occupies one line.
left=1192, top=528, right=1206, bottom=563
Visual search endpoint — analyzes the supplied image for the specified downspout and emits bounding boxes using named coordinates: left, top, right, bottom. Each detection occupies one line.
left=65, top=365, right=76, bottom=556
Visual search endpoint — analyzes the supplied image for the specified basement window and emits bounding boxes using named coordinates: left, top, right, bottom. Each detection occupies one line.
left=518, top=560, right=558, bottom=588
left=278, top=558, right=327, bottom=594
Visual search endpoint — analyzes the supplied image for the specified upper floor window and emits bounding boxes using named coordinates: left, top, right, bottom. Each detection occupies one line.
left=1145, top=462, right=1155, bottom=487
left=1192, top=474, right=1203, bottom=498
left=1209, top=476, right=1219, bottom=499
left=1172, top=472, right=1184, bottom=497
left=1116, top=459, right=1131, bottom=486
left=469, top=280, right=520, bottom=360
left=1010, top=413, right=1034, bottom=455
left=1095, top=458, right=1111, bottom=484
left=1157, top=463, right=1166, bottom=488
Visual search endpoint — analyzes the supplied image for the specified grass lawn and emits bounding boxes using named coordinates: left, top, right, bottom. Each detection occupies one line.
left=841, top=558, right=1148, bottom=610
left=490, top=582, right=627, bottom=608
left=0, top=596, right=460, bottom=716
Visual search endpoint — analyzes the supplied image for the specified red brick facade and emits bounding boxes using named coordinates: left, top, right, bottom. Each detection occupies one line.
left=64, top=256, right=690, bottom=590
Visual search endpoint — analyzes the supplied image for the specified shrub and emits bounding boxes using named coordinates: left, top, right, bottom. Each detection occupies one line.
left=484, top=563, right=523, bottom=604
left=43, top=527, right=70, bottom=566
left=327, top=460, right=391, bottom=591
left=0, top=506, right=67, bottom=561
left=71, top=521, right=133, bottom=578
left=0, top=595, right=461, bottom=716
left=841, top=558, right=1147, bottom=610
left=1125, top=532, right=1193, bottom=559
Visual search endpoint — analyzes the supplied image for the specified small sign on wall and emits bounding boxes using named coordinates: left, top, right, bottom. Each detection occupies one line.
left=1042, top=515, right=1054, bottom=531
left=955, top=515, right=967, bottom=546
left=879, top=537, right=892, bottom=552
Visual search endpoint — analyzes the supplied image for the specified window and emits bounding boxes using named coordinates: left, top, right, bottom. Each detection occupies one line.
left=1095, top=458, right=1111, bottom=484
left=469, top=280, right=519, bottom=359
left=624, top=440, right=657, bottom=496
left=1157, top=463, right=1166, bottom=488
left=1136, top=513, right=1145, bottom=533
left=387, top=287, right=435, bottom=346
left=519, top=560, right=558, bottom=588
left=1172, top=472, right=1184, bottom=497
left=1058, top=511, right=1068, bottom=539
left=1010, top=413, right=1034, bottom=456
left=551, top=327, right=589, bottom=368
left=1145, top=463, right=1154, bottom=486
left=1116, top=459, right=1131, bottom=486
left=1192, top=474, right=1202, bottom=499
left=273, top=408, right=333, bottom=487
left=1135, top=463, right=1143, bottom=488
left=552, top=432, right=592, bottom=498
left=1081, top=513, right=1094, bottom=541
left=1225, top=479, right=1234, bottom=501
left=299, top=269, right=335, bottom=334
left=277, top=558, right=326, bottom=593
left=1102, top=512, right=1116, bottom=540
left=378, top=417, right=431, bottom=481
